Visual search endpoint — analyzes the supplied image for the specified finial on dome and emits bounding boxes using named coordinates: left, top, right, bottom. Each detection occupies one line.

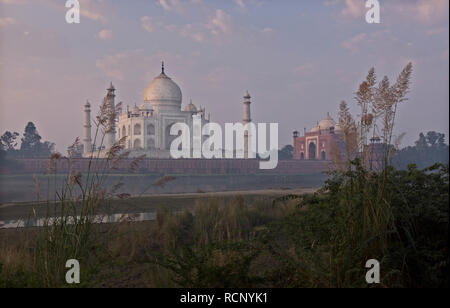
left=161, top=61, right=165, bottom=74
left=107, top=82, right=115, bottom=91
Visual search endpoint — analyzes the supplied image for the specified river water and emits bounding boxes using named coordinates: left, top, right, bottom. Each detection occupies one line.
left=0, top=212, right=156, bottom=229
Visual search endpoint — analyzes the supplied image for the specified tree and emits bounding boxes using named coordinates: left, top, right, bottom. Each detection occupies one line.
left=278, top=145, right=294, bottom=160
left=415, top=132, right=428, bottom=149
left=426, top=131, right=446, bottom=148
left=392, top=131, right=449, bottom=170
left=19, top=122, right=54, bottom=158
left=1, top=131, right=20, bottom=152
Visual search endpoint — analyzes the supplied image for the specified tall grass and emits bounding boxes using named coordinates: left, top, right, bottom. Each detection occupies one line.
left=142, top=63, right=446, bottom=288
left=24, top=98, right=135, bottom=287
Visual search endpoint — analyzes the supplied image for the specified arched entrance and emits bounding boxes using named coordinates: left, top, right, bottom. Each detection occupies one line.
left=133, top=139, right=142, bottom=149
left=308, top=142, right=316, bottom=160
left=134, top=124, right=141, bottom=135
left=147, top=124, right=155, bottom=135
left=321, top=151, right=326, bottom=160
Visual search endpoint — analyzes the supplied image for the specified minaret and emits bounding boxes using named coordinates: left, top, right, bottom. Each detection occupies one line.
left=105, top=82, right=116, bottom=150
left=83, top=100, right=92, bottom=155
left=243, top=91, right=251, bottom=159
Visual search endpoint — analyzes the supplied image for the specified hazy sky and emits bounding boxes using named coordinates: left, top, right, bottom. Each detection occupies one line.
left=0, top=0, right=448, bottom=152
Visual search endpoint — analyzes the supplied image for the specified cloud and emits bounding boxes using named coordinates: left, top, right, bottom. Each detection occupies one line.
left=179, top=24, right=205, bottom=43
left=341, top=33, right=368, bottom=52
left=140, top=8, right=233, bottom=42
left=235, top=0, right=246, bottom=10
left=341, top=0, right=365, bottom=18
left=207, top=9, right=232, bottom=35
left=0, top=17, right=16, bottom=28
left=292, top=63, right=316, bottom=75
left=388, top=0, right=449, bottom=25
left=0, top=0, right=29, bottom=4
left=141, top=16, right=155, bottom=33
left=330, top=0, right=449, bottom=26
left=261, top=27, right=274, bottom=34
left=78, top=0, right=107, bottom=22
left=140, top=16, right=206, bottom=43
left=157, top=0, right=184, bottom=14
left=0, top=0, right=107, bottom=22
left=323, top=0, right=340, bottom=6
left=96, top=49, right=143, bottom=81
left=97, top=29, right=112, bottom=40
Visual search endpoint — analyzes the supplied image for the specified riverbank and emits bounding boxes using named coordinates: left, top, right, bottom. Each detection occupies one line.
left=0, top=187, right=318, bottom=222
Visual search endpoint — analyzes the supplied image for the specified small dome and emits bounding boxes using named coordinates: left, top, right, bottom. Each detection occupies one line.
left=370, top=134, right=381, bottom=142
left=318, top=113, right=336, bottom=130
left=132, top=105, right=140, bottom=114
left=334, top=123, right=343, bottom=131
left=140, top=101, right=153, bottom=111
left=184, top=99, right=197, bottom=112
left=310, top=126, right=320, bottom=133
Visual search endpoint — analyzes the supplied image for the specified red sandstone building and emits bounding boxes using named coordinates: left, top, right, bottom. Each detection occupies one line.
left=293, top=113, right=344, bottom=161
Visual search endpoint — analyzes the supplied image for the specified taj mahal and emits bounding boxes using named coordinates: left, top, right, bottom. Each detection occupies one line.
left=82, top=62, right=239, bottom=159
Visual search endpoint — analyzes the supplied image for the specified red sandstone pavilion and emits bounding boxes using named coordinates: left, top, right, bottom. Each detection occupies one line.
left=292, top=113, right=344, bottom=161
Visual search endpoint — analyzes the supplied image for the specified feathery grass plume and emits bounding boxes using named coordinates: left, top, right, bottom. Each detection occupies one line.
left=32, top=174, right=40, bottom=202
left=111, top=149, right=131, bottom=170
left=355, top=68, right=377, bottom=162
left=373, top=63, right=413, bottom=168
left=334, top=101, right=358, bottom=170
left=106, top=136, right=127, bottom=161
left=153, top=176, right=177, bottom=187
left=129, top=154, right=147, bottom=172
left=47, top=152, right=61, bottom=174
left=69, top=171, right=82, bottom=187
left=116, top=192, right=131, bottom=200
left=67, top=137, right=80, bottom=159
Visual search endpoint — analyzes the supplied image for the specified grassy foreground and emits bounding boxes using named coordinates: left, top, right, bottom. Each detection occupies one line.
left=0, top=163, right=448, bottom=288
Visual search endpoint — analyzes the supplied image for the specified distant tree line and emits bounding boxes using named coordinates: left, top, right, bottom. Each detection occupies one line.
left=278, top=144, right=294, bottom=160
left=0, top=122, right=55, bottom=162
left=277, top=132, right=448, bottom=169
left=392, top=131, right=449, bottom=170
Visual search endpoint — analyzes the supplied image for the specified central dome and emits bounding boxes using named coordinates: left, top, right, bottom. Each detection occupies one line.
left=318, top=113, right=335, bottom=129
left=143, top=64, right=182, bottom=108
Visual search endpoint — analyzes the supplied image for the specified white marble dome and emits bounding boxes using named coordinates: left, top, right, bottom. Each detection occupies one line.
left=184, top=100, right=197, bottom=112
left=310, top=126, right=320, bottom=133
left=143, top=71, right=182, bottom=107
left=318, top=113, right=335, bottom=130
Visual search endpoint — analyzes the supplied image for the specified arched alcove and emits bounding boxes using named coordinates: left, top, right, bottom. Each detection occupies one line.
left=308, top=142, right=316, bottom=160
left=147, top=124, right=155, bottom=135
left=134, top=124, right=141, bottom=136
left=133, top=138, right=142, bottom=149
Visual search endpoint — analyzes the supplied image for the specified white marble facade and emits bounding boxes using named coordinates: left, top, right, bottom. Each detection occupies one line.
left=83, top=63, right=210, bottom=158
